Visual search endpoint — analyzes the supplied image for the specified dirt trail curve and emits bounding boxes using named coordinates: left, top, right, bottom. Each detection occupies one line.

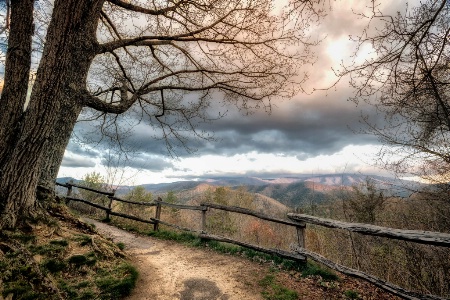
left=83, top=218, right=265, bottom=300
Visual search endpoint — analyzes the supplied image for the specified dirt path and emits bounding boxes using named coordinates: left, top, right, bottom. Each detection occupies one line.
left=83, top=218, right=402, bottom=300
left=83, top=218, right=265, bottom=300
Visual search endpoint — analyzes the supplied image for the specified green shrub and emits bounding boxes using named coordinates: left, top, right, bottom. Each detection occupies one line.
left=42, top=259, right=67, bottom=273
left=77, top=235, right=92, bottom=246
left=11, top=234, right=36, bottom=244
left=58, top=280, right=78, bottom=299
left=259, top=273, right=298, bottom=300
left=96, top=263, right=138, bottom=299
left=116, top=242, right=125, bottom=250
left=344, top=290, right=360, bottom=299
left=2, top=280, right=42, bottom=300
left=67, top=254, right=97, bottom=268
left=30, top=243, right=66, bottom=256
left=74, top=281, right=91, bottom=289
left=49, top=239, right=68, bottom=246
left=301, top=262, right=338, bottom=281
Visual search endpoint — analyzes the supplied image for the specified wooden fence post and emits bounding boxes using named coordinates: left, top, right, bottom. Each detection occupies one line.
left=104, top=189, right=116, bottom=221
left=154, top=197, right=162, bottom=231
left=201, top=205, right=207, bottom=233
left=65, top=184, right=73, bottom=204
left=296, top=222, right=306, bottom=249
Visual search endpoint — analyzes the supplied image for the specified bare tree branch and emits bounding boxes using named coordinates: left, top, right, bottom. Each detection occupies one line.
left=107, top=0, right=184, bottom=16
left=78, top=80, right=138, bottom=114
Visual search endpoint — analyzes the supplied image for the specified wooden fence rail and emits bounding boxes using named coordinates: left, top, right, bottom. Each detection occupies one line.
left=109, top=195, right=157, bottom=206
left=56, top=181, right=114, bottom=196
left=199, top=233, right=306, bottom=262
left=203, top=202, right=305, bottom=227
left=56, top=181, right=449, bottom=300
left=287, top=213, right=450, bottom=248
left=65, top=196, right=156, bottom=225
left=287, top=213, right=450, bottom=300
left=291, top=246, right=447, bottom=300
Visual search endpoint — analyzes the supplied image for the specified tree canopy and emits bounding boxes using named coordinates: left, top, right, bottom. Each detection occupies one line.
left=339, top=0, right=450, bottom=185
left=0, top=0, right=321, bottom=228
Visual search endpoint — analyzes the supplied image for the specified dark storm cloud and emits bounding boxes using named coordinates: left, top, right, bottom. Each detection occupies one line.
left=118, top=125, right=176, bottom=155
left=100, top=153, right=175, bottom=172
left=183, top=88, right=383, bottom=158
left=66, top=142, right=100, bottom=158
left=61, top=156, right=96, bottom=168
left=67, top=87, right=383, bottom=161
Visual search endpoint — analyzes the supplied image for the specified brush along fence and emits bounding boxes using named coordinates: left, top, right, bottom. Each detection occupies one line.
left=56, top=181, right=306, bottom=262
left=287, top=213, right=450, bottom=300
left=55, top=181, right=450, bottom=300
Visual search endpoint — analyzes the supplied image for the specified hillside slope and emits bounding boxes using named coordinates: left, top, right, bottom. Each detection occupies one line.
left=0, top=203, right=136, bottom=300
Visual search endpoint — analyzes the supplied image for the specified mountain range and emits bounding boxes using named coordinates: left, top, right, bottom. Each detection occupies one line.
left=57, top=173, right=422, bottom=209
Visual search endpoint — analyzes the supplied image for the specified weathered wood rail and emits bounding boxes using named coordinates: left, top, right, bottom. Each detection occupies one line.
left=291, top=246, right=446, bottom=300
left=287, top=213, right=450, bottom=300
left=288, top=213, right=450, bottom=248
left=56, top=181, right=450, bottom=300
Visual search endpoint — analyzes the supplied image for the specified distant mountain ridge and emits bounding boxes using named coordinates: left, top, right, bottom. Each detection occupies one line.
left=57, top=173, right=422, bottom=208
left=57, top=173, right=420, bottom=193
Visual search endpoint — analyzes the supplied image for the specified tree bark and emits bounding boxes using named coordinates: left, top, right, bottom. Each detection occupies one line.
left=0, top=0, right=35, bottom=166
left=0, top=0, right=104, bottom=228
left=37, top=103, right=83, bottom=197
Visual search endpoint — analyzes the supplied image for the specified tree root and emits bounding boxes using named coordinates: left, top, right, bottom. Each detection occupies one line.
left=46, top=203, right=96, bottom=234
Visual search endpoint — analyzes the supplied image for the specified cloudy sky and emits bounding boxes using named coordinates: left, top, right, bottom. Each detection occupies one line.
left=57, top=1, right=409, bottom=185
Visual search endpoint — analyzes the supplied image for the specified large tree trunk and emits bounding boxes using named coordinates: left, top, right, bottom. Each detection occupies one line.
left=37, top=101, right=83, bottom=199
left=0, top=0, right=35, bottom=165
left=0, top=0, right=104, bottom=229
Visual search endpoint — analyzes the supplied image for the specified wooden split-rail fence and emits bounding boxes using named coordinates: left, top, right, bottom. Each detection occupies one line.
left=55, top=181, right=450, bottom=300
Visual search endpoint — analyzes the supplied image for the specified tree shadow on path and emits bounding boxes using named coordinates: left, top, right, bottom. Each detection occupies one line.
left=180, top=278, right=230, bottom=300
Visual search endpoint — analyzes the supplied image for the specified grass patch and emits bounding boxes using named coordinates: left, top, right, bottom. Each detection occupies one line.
left=10, top=233, right=36, bottom=244
left=58, top=259, right=138, bottom=299
left=0, top=251, right=45, bottom=300
left=344, top=289, right=360, bottom=299
left=79, top=235, right=92, bottom=246
left=42, top=258, right=67, bottom=273
left=1, top=204, right=139, bottom=300
left=259, top=273, right=298, bottom=300
left=109, top=220, right=141, bottom=233
left=58, top=280, right=79, bottom=299
left=71, top=234, right=92, bottom=246
left=2, top=280, right=42, bottom=300
left=29, top=243, right=67, bottom=257
left=74, top=281, right=91, bottom=289
left=203, top=239, right=241, bottom=255
left=147, top=229, right=200, bottom=244
left=96, top=263, right=138, bottom=299
left=116, top=242, right=125, bottom=250
left=300, top=261, right=338, bottom=281
left=49, top=239, right=68, bottom=247
left=67, top=253, right=97, bottom=268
